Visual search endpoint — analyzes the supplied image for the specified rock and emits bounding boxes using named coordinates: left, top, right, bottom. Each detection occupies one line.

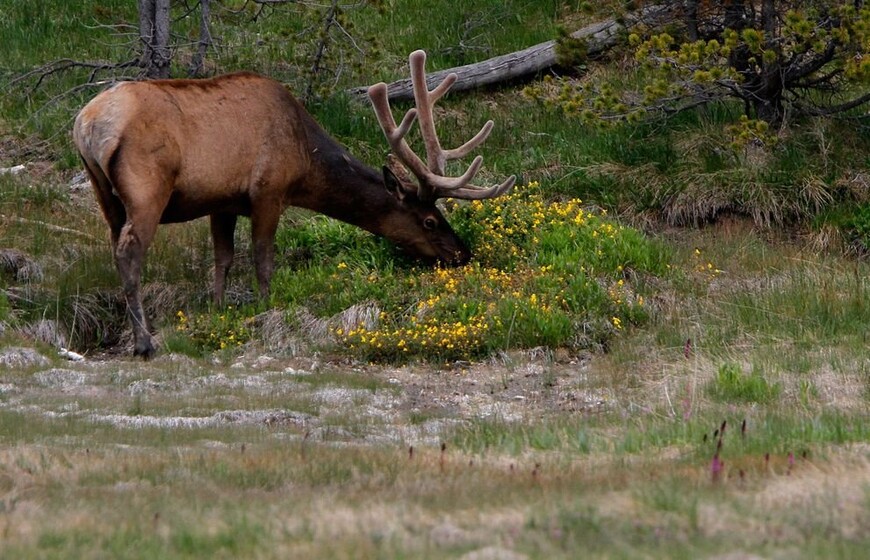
left=59, top=348, right=85, bottom=362
left=0, top=164, right=26, bottom=176
left=69, top=171, right=90, bottom=190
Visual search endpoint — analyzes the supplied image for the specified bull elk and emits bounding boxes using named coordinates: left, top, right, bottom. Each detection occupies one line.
left=73, top=50, right=514, bottom=358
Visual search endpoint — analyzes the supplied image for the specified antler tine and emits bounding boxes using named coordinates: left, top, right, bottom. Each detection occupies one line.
left=370, top=81, right=491, bottom=192
left=443, top=120, right=493, bottom=160
left=409, top=52, right=494, bottom=162
left=408, top=50, right=515, bottom=200
left=368, top=82, right=430, bottom=182
left=409, top=50, right=450, bottom=175
left=444, top=174, right=517, bottom=201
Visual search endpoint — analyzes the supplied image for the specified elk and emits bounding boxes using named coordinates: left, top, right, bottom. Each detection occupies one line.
left=73, top=50, right=514, bottom=358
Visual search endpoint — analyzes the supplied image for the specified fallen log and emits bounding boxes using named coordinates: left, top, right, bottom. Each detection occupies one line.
left=351, top=4, right=678, bottom=101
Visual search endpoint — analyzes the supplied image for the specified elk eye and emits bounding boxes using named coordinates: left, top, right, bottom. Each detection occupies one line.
left=423, top=217, right=438, bottom=230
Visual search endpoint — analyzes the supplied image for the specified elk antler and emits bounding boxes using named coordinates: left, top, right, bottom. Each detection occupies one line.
left=368, top=50, right=515, bottom=201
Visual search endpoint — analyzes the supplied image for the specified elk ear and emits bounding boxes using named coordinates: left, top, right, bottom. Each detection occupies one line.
left=383, top=166, right=409, bottom=202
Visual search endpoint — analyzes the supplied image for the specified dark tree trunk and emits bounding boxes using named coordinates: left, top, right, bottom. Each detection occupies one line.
left=685, top=0, right=700, bottom=41
left=139, top=0, right=171, bottom=79
left=754, top=0, right=784, bottom=123
left=723, top=0, right=754, bottom=117
left=188, top=0, right=212, bottom=77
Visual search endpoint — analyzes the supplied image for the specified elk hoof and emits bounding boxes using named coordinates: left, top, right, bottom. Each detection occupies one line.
left=133, top=338, right=156, bottom=360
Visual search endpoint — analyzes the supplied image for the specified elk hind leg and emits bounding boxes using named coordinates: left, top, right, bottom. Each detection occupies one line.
left=82, top=157, right=156, bottom=355
left=110, top=174, right=169, bottom=359
left=81, top=157, right=126, bottom=247
left=115, top=218, right=161, bottom=358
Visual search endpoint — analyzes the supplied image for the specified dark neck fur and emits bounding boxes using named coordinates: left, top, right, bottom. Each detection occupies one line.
left=294, top=113, right=397, bottom=236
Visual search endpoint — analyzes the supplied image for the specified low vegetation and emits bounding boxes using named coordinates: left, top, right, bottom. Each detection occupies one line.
left=1, top=1, right=868, bottom=558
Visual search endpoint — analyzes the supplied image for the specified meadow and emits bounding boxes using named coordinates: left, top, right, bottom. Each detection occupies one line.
left=1, top=1, right=868, bottom=557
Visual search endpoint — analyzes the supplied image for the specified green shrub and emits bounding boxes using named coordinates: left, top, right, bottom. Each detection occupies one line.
left=843, top=203, right=870, bottom=252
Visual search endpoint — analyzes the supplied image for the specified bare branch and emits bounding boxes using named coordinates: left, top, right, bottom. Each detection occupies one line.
left=795, top=91, right=870, bottom=117
left=7, top=58, right=139, bottom=95
left=0, top=215, right=100, bottom=242
left=303, top=0, right=341, bottom=102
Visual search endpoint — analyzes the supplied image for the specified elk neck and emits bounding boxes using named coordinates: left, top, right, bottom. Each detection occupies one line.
left=293, top=114, right=400, bottom=237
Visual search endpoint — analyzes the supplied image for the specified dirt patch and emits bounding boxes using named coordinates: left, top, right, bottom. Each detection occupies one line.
left=0, top=347, right=612, bottom=445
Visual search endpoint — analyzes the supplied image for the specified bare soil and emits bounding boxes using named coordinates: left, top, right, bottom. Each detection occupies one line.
left=0, top=346, right=616, bottom=446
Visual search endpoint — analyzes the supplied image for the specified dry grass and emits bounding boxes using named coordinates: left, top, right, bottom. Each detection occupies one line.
left=1, top=297, right=868, bottom=558
left=0, top=248, right=42, bottom=283
left=0, top=410, right=866, bottom=559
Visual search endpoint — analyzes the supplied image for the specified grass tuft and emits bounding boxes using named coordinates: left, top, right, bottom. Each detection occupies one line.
left=707, top=362, right=781, bottom=404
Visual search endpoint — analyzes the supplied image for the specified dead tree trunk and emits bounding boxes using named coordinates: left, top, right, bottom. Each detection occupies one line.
left=139, top=0, right=171, bottom=79
left=685, top=0, right=700, bottom=41
left=188, top=0, right=212, bottom=77
left=352, top=4, right=678, bottom=101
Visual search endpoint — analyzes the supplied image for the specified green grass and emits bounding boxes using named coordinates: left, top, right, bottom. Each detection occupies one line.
left=707, top=362, right=781, bottom=403
left=453, top=410, right=868, bottom=458
left=362, top=0, right=567, bottom=68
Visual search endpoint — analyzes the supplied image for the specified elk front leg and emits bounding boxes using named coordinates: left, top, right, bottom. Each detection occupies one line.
left=250, top=206, right=281, bottom=300
left=210, top=213, right=238, bottom=305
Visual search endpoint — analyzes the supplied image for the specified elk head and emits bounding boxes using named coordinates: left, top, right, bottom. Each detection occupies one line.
left=372, top=158, right=468, bottom=265
left=367, top=50, right=515, bottom=264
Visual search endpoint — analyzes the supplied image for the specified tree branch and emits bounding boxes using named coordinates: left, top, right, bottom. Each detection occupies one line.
left=783, top=40, right=838, bottom=84
left=796, top=91, right=870, bottom=117
left=0, top=215, right=100, bottom=242
left=7, top=58, right=140, bottom=95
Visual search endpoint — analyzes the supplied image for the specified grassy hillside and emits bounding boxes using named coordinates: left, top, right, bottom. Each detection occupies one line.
left=2, top=0, right=867, bottom=359
left=0, top=2, right=869, bottom=558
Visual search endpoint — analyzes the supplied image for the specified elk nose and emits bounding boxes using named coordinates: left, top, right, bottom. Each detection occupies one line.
left=450, top=246, right=472, bottom=266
